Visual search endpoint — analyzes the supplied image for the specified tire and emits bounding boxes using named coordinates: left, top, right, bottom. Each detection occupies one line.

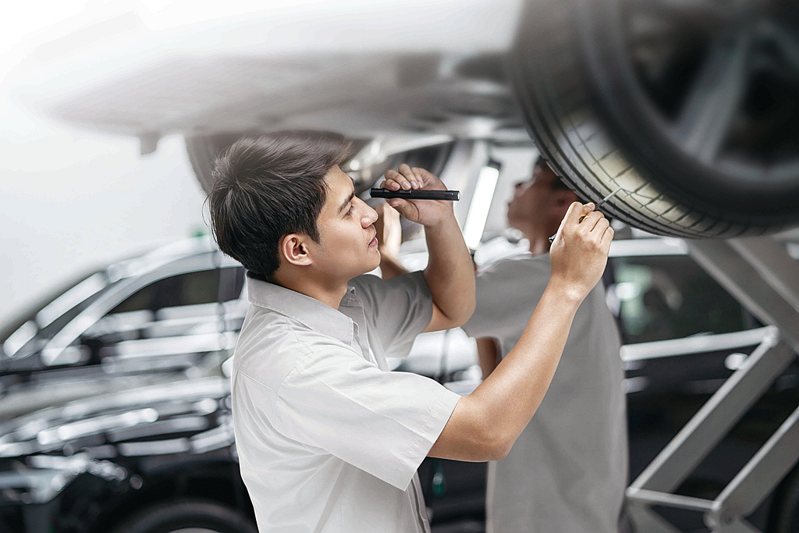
left=510, top=0, right=799, bottom=238
left=111, top=499, right=257, bottom=533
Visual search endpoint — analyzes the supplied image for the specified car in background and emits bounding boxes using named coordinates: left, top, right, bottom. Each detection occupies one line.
left=0, top=238, right=245, bottom=421
left=2, top=231, right=798, bottom=533
left=607, top=238, right=799, bottom=532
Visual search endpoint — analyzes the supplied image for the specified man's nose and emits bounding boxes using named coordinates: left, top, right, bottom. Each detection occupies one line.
left=362, top=204, right=379, bottom=227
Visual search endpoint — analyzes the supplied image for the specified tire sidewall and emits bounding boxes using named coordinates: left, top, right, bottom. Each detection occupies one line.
left=111, top=499, right=257, bottom=533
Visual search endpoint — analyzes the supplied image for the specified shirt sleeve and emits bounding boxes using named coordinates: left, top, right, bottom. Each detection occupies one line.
left=351, top=272, right=433, bottom=359
left=271, top=344, right=460, bottom=490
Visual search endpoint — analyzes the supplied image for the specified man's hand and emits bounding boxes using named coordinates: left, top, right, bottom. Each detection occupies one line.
left=374, top=203, right=408, bottom=281
left=548, top=202, right=613, bottom=302
left=380, top=165, right=473, bottom=332
left=374, top=203, right=402, bottom=259
left=382, top=164, right=453, bottom=227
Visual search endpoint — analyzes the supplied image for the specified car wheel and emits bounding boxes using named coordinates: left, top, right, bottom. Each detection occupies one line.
left=110, top=499, right=257, bottom=533
left=511, top=0, right=799, bottom=237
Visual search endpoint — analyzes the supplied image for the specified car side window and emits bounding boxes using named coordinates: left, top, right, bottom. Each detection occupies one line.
left=110, top=268, right=239, bottom=314
left=79, top=267, right=246, bottom=351
left=609, top=255, right=752, bottom=344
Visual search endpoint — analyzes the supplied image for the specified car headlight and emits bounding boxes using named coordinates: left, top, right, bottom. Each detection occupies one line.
left=0, top=454, right=126, bottom=505
left=0, top=467, right=75, bottom=505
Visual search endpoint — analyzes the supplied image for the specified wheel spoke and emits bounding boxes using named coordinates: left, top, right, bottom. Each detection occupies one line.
left=674, top=33, right=751, bottom=163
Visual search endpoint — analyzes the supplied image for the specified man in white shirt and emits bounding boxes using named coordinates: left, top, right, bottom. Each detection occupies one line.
left=207, top=131, right=613, bottom=533
left=462, top=157, right=628, bottom=533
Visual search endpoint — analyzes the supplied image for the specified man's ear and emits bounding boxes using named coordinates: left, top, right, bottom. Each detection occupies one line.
left=279, top=234, right=313, bottom=267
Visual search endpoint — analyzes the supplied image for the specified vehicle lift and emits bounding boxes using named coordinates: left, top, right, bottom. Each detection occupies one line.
left=626, top=235, right=799, bottom=532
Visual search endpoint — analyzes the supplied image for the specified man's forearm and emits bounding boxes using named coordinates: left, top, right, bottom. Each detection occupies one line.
left=429, top=280, right=583, bottom=461
left=423, top=213, right=475, bottom=324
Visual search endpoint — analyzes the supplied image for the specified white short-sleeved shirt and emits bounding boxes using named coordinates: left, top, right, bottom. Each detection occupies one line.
left=462, top=252, right=627, bottom=533
left=231, top=271, right=460, bottom=533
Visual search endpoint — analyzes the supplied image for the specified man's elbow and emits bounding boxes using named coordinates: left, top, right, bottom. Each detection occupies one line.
left=435, top=398, right=514, bottom=461
left=429, top=301, right=475, bottom=331
left=461, top=299, right=477, bottom=326
left=443, top=295, right=476, bottom=328
left=449, top=304, right=475, bottom=329
left=474, top=423, right=513, bottom=461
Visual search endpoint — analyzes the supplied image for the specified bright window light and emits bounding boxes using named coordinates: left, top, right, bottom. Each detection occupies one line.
left=463, top=163, right=500, bottom=250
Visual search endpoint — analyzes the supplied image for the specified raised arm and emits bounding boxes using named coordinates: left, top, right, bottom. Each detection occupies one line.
left=383, top=164, right=475, bottom=332
left=429, top=202, right=613, bottom=461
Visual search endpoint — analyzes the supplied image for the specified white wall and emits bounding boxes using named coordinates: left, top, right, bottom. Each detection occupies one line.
left=0, top=0, right=207, bottom=325
left=0, top=97, right=206, bottom=326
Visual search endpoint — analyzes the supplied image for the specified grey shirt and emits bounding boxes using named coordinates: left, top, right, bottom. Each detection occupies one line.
left=463, top=252, right=627, bottom=533
left=231, top=272, right=460, bottom=533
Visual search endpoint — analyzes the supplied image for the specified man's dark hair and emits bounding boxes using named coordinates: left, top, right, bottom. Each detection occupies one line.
left=207, top=130, right=352, bottom=279
left=534, top=155, right=571, bottom=191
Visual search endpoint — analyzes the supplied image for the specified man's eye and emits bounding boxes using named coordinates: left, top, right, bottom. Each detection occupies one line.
left=346, top=204, right=354, bottom=216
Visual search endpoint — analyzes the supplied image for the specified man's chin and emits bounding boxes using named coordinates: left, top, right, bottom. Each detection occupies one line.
left=367, top=253, right=381, bottom=271
left=344, top=256, right=381, bottom=280
left=364, top=254, right=382, bottom=273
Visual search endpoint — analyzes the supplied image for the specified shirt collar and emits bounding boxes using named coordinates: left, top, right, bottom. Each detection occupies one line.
left=246, top=276, right=361, bottom=345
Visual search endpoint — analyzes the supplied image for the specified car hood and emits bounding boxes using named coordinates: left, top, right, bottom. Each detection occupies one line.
left=0, top=367, right=210, bottom=423
left=0, top=376, right=231, bottom=460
